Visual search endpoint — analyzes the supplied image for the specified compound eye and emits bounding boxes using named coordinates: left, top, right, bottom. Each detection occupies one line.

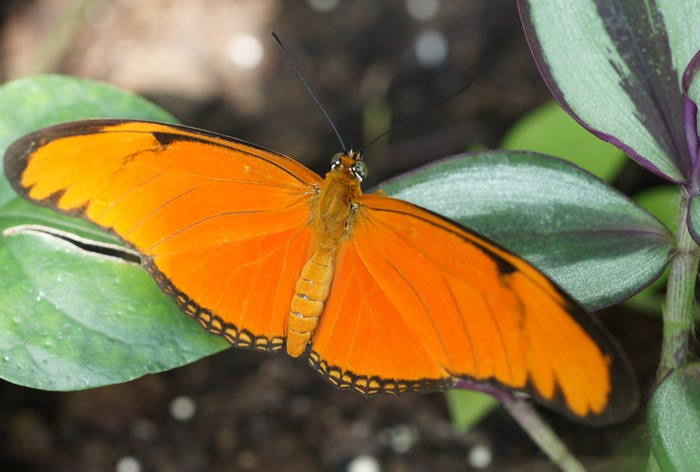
left=353, top=160, right=368, bottom=180
left=330, top=152, right=344, bottom=168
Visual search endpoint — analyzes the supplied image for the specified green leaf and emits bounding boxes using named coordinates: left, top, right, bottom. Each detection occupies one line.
left=649, top=364, right=700, bottom=471
left=634, top=186, right=680, bottom=237
left=689, top=194, right=700, bottom=244
left=519, top=0, right=700, bottom=182
left=0, top=229, right=228, bottom=390
left=622, top=185, right=679, bottom=316
left=378, top=151, right=673, bottom=310
left=686, top=52, right=700, bottom=144
left=500, top=101, right=627, bottom=182
left=684, top=52, right=700, bottom=244
left=446, top=389, right=499, bottom=433
left=0, top=75, right=227, bottom=390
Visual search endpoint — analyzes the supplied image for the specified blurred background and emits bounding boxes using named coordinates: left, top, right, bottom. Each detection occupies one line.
left=1, top=0, right=552, bottom=184
left=0, top=0, right=656, bottom=471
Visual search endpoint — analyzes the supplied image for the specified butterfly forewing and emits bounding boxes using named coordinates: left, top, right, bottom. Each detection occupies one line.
left=5, top=120, right=321, bottom=351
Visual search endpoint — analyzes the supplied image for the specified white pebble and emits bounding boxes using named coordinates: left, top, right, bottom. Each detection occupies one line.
left=115, top=456, right=141, bottom=472
left=169, top=396, right=196, bottom=421
left=414, top=29, right=448, bottom=67
left=468, top=444, right=493, bottom=469
left=347, top=454, right=381, bottom=472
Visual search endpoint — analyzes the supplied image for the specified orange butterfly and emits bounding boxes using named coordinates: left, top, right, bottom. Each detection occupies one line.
left=4, top=119, right=637, bottom=424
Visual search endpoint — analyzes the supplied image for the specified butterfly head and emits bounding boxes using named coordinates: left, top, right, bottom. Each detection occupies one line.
left=330, top=149, right=368, bottom=182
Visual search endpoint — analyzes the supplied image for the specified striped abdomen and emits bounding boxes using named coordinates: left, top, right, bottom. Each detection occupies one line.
left=287, top=248, right=335, bottom=357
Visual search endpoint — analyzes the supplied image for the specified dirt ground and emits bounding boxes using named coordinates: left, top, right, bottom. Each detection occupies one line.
left=0, top=1, right=664, bottom=471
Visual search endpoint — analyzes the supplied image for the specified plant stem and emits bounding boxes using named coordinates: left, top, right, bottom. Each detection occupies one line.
left=501, top=395, right=586, bottom=472
left=644, top=194, right=698, bottom=472
left=660, top=194, right=698, bottom=378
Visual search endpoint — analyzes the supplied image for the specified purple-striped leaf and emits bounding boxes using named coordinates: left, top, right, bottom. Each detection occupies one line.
left=684, top=51, right=700, bottom=178
left=682, top=51, right=700, bottom=243
left=519, top=0, right=700, bottom=183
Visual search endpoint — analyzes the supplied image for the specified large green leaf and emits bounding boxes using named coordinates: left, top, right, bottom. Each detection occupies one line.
left=0, top=75, right=228, bottom=390
left=519, top=0, right=700, bottom=183
left=378, top=151, right=673, bottom=310
left=649, top=364, right=700, bottom=471
left=0, top=228, right=227, bottom=390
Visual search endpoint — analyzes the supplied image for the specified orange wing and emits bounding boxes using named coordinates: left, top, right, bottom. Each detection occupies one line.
left=309, top=193, right=637, bottom=424
left=5, top=119, right=321, bottom=351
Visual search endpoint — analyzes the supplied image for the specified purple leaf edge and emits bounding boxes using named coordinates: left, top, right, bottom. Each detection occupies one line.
left=516, top=0, right=686, bottom=185
left=683, top=50, right=700, bottom=184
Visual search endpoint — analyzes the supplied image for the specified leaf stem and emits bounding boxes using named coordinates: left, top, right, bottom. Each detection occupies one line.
left=660, top=193, right=698, bottom=377
left=501, top=395, right=586, bottom=472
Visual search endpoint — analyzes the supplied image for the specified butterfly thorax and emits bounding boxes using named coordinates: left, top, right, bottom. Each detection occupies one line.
left=286, top=151, right=365, bottom=357
left=313, top=158, right=363, bottom=243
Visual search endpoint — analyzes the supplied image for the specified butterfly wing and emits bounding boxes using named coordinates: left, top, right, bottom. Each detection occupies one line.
left=4, top=119, right=322, bottom=351
left=309, top=193, right=637, bottom=424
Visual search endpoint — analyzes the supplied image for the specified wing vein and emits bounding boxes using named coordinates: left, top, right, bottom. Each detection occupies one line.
left=145, top=194, right=312, bottom=252
left=359, top=213, right=455, bottom=370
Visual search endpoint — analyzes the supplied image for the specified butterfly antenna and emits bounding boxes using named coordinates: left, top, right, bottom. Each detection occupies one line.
left=272, top=32, right=346, bottom=151
left=357, top=78, right=478, bottom=155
